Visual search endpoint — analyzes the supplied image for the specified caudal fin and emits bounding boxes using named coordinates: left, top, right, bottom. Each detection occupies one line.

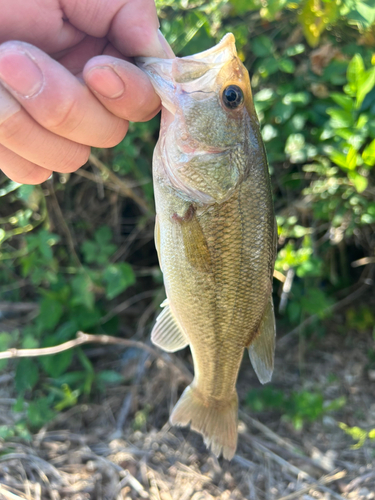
left=170, top=385, right=238, bottom=460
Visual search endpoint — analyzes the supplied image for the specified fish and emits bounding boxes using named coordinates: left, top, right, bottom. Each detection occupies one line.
left=136, top=33, right=277, bottom=460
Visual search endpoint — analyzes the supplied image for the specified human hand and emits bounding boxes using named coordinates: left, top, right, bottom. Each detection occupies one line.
left=0, top=0, right=174, bottom=184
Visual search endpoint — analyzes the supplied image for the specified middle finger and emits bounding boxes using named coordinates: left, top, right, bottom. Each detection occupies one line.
left=0, top=41, right=128, bottom=148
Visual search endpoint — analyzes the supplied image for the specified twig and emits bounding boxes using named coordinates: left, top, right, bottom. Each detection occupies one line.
left=0, top=302, right=39, bottom=314
left=0, top=453, right=65, bottom=483
left=88, top=154, right=151, bottom=214
left=273, top=270, right=286, bottom=283
left=240, top=411, right=335, bottom=473
left=239, top=411, right=304, bottom=457
left=99, top=290, right=156, bottom=324
left=0, top=485, right=31, bottom=500
left=278, top=268, right=295, bottom=313
left=0, top=331, right=192, bottom=383
left=351, top=256, right=375, bottom=267
left=0, top=331, right=161, bottom=361
left=248, top=439, right=347, bottom=500
left=48, top=180, right=82, bottom=268
left=277, top=470, right=347, bottom=500
left=343, top=471, right=375, bottom=492
left=0, top=279, right=28, bottom=293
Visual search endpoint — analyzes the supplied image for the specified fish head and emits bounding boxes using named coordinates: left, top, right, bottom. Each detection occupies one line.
left=137, top=34, right=264, bottom=204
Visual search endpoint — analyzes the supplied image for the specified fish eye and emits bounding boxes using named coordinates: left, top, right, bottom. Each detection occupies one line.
left=222, top=85, right=244, bottom=109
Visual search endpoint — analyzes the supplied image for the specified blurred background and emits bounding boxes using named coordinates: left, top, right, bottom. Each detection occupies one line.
left=0, top=1, right=375, bottom=498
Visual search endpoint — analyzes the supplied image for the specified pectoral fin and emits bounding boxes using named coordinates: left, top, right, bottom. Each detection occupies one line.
left=151, top=302, right=189, bottom=352
left=248, top=297, right=276, bottom=384
left=172, top=205, right=212, bottom=273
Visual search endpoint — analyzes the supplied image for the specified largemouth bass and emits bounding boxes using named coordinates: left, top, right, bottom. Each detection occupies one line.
left=137, top=34, right=277, bottom=460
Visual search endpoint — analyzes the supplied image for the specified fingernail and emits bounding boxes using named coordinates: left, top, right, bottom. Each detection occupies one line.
left=0, top=84, right=21, bottom=125
left=86, top=66, right=125, bottom=99
left=157, top=30, right=175, bottom=59
left=0, top=51, right=43, bottom=98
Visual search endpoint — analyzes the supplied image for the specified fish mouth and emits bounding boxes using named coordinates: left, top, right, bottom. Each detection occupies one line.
left=135, top=33, right=238, bottom=115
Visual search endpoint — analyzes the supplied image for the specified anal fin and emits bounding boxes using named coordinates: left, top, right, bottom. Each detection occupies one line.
left=151, top=302, right=189, bottom=352
left=248, top=297, right=276, bottom=384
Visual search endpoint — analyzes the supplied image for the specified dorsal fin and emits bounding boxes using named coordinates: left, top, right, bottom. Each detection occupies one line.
left=151, top=302, right=189, bottom=352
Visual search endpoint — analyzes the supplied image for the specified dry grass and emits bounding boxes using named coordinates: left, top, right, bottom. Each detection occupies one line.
left=1, top=323, right=374, bottom=500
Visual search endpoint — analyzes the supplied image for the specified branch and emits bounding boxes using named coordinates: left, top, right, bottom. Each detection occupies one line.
left=0, top=331, right=192, bottom=382
left=0, top=331, right=160, bottom=360
left=87, top=154, right=151, bottom=214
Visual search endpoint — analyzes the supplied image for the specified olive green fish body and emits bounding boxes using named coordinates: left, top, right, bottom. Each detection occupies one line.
left=137, top=34, right=277, bottom=459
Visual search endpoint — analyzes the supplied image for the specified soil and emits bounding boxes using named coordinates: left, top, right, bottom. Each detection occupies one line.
left=1, top=306, right=374, bottom=500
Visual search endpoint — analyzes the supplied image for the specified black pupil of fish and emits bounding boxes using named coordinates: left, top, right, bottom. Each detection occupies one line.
left=222, top=85, right=243, bottom=109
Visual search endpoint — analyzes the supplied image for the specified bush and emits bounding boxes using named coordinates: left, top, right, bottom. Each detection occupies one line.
left=1, top=0, right=374, bottom=431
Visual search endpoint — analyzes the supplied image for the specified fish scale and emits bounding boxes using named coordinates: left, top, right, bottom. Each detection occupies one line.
left=137, top=33, right=277, bottom=459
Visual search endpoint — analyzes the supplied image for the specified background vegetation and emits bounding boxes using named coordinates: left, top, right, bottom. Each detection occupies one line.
left=0, top=0, right=374, bottom=442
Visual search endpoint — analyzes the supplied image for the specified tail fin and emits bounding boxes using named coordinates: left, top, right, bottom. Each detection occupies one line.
left=170, top=384, right=238, bottom=460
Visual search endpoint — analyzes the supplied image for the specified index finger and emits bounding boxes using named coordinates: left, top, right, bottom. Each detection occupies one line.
left=60, top=0, right=173, bottom=58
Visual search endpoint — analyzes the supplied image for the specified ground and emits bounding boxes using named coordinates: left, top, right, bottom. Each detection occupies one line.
left=0, top=304, right=374, bottom=500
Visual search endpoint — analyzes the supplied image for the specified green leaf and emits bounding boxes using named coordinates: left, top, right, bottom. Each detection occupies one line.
left=27, top=398, right=55, bottom=428
left=96, top=370, right=124, bottom=385
left=300, top=288, right=332, bottom=317
left=330, top=92, right=354, bottom=112
left=347, top=54, right=365, bottom=89
left=329, top=149, right=348, bottom=169
left=254, top=88, right=275, bottom=102
left=284, top=44, right=305, bottom=57
left=283, top=92, right=311, bottom=105
left=251, top=35, right=275, bottom=57
left=278, top=58, right=295, bottom=73
left=346, top=146, right=358, bottom=170
left=338, top=422, right=368, bottom=449
left=0, top=228, right=6, bottom=244
left=103, top=263, right=136, bottom=300
left=326, top=108, right=354, bottom=128
left=39, top=335, right=73, bottom=377
left=38, top=297, right=64, bottom=331
left=362, top=138, right=375, bottom=167
left=0, top=180, right=21, bottom=197
left=81, top=240, right=98, bottom=264
left=258, top=57, right=279, bottom=77
left=71, top=273, right=95, bottom=310
left=0, top=332, right=12, bottom=371
left=351, top=1, right=375, bottom=27
left=27, top=229, right=60, bottom=261
left=230, top=0, right=260, bottom=15
left=348, top=171, right=368, bottom=193
left=298, top=0, right=339, bottom=47
left=15, top=358, right=39, bottom=393
left=81, top=225, right=117, bottom=265
left=356, top=67, right=375, bottom=108
left=54, top=384, right=80, bottom=411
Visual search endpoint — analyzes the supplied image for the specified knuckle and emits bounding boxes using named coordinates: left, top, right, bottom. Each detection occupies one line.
left=64, top=146, right=91, bottom=172
left=12, top=165, right=51, bottom=185
left=42, top=95, right=83, bottom=134
left=0, top=111, right=24, bottom=143
left=97, top=120, right=128, bottom=148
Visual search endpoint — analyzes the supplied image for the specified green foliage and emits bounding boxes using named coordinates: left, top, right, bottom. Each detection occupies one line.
left=338, top=422, right=375, bottom=449
left=1, top=0, right=375, bottom=435
left=246, top=386, right=346, bottom=430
